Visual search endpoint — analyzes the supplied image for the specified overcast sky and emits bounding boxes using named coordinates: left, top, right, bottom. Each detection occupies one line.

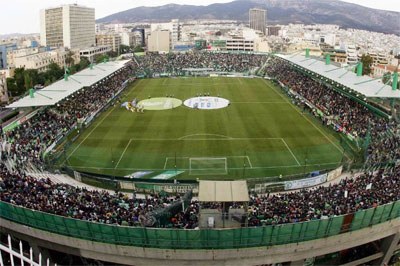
left=0, top=0, right=399, bottom=34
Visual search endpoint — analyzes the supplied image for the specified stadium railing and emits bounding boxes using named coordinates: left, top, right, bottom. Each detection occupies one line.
left=1, top=200, right=399, bottom=249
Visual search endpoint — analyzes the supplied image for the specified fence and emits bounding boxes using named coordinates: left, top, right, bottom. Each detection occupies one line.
left=1, top=200, right=399, bottom=250
left=0, top=234, right=54, bottom=266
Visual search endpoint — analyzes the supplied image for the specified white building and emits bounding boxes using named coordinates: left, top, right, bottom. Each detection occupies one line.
left=95, top=34, right=121, bottom=53
left=13, top=48, right=67, bottom=72
left=80, top=46, right=111, bottom=62
left=346, top=45, right=358, bottom=65
left=0, top=73, right=8, bottom=103
left=6, top=47, right=44, bottom=68
left=120, top=32, right=136, bottom=47
left=151, top=19, right=181, bottom=45
left=249, top=8, right=266, bottom=35
left=147, top=30, right=171, bottom=53
left=40, top=4, right=95, bottom=49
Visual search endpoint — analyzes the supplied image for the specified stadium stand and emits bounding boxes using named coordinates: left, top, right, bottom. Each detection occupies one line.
left=0, top=52, right=399, bottom=265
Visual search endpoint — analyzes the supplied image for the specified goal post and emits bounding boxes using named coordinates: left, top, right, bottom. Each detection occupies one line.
left=189, top=157, right=227, bottom=175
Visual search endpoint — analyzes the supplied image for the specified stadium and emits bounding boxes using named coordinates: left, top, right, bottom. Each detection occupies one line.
left=1, top=51, right=399, bottom=265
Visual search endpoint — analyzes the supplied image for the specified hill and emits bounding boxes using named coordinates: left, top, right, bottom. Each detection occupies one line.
left=97, top=0, right=400, bottom=35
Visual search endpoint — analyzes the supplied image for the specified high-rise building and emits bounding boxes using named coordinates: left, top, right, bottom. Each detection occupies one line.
left=40, top=4, right=95, bottom=49
left=249, top=8, right=267, bottom=35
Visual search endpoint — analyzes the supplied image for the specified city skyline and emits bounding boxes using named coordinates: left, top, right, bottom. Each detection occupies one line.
left=0, top=0, right=399, bottom=35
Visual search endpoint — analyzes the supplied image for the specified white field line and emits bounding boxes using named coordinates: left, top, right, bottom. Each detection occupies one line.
left=69, top=161, right=340, bottom=171
left=67, top=106, right=116, bottom=160
left=246, top=155, right=253, bottom=168
left=281, top=138, right=301, bottom=166
left=165, top=155, right=253, bottom=169
left=230, top=101, right=288, bottom=104
left=264, top=80, right=348, bottom=158
left=131, top=137, right=282, bottom=141
left=115, top=139, right=132, bottom=169
left=179, top=133, right=232, bottom=140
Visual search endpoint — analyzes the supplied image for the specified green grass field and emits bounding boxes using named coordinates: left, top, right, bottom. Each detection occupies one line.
left=63, top=77, right=345, bottom=180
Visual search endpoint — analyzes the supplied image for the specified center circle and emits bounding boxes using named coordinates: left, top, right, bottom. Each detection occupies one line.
left=184, top=97, right=230, bottom=110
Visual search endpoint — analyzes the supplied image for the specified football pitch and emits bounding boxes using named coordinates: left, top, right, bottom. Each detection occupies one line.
left=64, top=77, right=345, bottom=180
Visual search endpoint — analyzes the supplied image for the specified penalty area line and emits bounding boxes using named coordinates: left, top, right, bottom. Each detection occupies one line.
left=115, top=139, right=133, bottom=169
left=264, top=80, right=348, bottom=159
left=281, top=138, right=301, bottom=166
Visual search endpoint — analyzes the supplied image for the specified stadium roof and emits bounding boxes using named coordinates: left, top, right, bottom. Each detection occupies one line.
left=277, top=54, right=400, bottom=99
left=198, top=180, right=249, bottom=202
left=7, top=60, right=129, bottom=108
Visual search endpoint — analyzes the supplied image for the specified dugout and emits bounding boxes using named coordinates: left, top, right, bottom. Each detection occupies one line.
left=198, top=180, right=249, bottom=228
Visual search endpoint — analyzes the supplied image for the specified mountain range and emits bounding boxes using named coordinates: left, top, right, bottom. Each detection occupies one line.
left=97, top=0, right=400, bottom=35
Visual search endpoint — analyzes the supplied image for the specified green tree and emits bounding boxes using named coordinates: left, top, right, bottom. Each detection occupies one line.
left=65, top=51, right=75, bottom=67
left=360, top=54, right=373, bottom=76
left=120, top=44, right=131, bottom=54
left=133, top=45, right=144, bottom=53
left=24, top=72, right=32, bottom=90
left=13, top=68, right=25, bottom=91
left=382, top=72, right=391, bottom=84
left=46, top=62, right=64, bottom=83
left=6, top=77, right=24, bottom=96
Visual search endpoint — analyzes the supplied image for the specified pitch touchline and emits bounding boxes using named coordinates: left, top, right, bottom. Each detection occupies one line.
left=67, top=106, right=116, bottom=160
left=264, top=80, right=348, bottom=158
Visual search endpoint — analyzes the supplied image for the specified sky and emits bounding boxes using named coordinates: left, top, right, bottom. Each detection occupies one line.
left=0, top=0, right=399, bottom=34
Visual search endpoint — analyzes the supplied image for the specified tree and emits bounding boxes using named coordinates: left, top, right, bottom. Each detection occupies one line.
left=119, top=44, right=131, bottom=54
left=133, top=45, right=144, bottom=53
left=24, top=72, right=32, bottom=91
left=6, top=78, right=23, bottom=97
left=65, top=51, right=75, bottom=67
left=46, top=63, right=64, bottom=82
left=382, top=72, right=391, bottom=84
left=360, top=54, right=373, bottom=76
left=13, top=68, right=25, bottom=91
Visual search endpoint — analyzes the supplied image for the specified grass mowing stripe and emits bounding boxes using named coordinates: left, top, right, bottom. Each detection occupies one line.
left=66, top=105, right=116, bottom=160
left=66, top=77, right=345, bottom=179
left=263, top=79, right=347, bottom=158
left=281, top=138, right=301, bottom=166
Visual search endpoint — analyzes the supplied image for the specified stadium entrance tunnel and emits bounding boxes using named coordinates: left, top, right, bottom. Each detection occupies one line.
left=138, top=97, right=182, bottom=110
left=184, top=96, right=230, bottom=110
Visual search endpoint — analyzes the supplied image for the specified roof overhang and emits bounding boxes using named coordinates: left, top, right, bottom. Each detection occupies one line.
left=7, top=60, right=130, bottom=108
left=276, top=54, right=400, bottom=99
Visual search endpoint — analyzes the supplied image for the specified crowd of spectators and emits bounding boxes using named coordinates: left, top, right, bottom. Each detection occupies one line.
left=0, top=164, right=189, bottom=227
left=0, top=53, right=399, bottom=230
left=247, top=166, right=400, bottom=226
left=265, top=57, right=400, bottom=167
left=0, top=65, right=134, bottom=168
left=265, top=57, right=388, bottom=139
left=134, top=52, right=267, bottom=75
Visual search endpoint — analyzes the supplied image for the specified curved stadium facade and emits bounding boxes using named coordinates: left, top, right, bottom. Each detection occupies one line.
left=1, top=52, right=399, bottom=266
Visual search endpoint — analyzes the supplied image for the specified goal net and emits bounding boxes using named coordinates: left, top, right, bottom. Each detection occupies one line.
left=189, top=157, right=227, bottom=175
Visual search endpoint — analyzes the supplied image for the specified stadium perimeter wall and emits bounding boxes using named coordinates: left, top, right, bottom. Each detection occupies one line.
left=1, top=201, right=399, bottom=265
